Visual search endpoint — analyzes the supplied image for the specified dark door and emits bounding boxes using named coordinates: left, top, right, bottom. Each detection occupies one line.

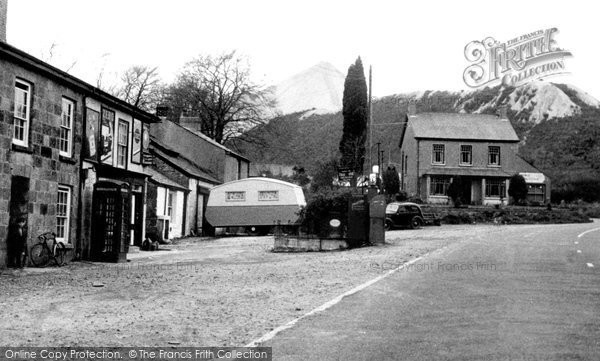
left=461, top=178, right=472, bottom=204
left=131, top=192, right=144, bottom=246
left=91, top=182, right=130, bottom=262
left=7, top=176, right=30, bottom=267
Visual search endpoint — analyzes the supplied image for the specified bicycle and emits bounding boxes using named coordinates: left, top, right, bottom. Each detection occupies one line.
left=30, top=232, right=66, bottom=267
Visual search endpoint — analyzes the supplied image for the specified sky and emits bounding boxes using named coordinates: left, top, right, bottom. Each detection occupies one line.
left=5, top=0, right=600, bottom=99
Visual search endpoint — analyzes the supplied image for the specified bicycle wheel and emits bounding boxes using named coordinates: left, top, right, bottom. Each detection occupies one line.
left=30, top=243, right=50, bottom=267
left=53, top=242, right=66, bottom=266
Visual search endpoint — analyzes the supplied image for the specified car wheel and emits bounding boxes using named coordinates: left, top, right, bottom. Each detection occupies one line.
left=384, top=220, right=392, bottom=231
left=410, top=216, right=423, bottom=229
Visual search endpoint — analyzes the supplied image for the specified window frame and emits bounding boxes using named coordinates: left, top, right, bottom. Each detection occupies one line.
left=116, top=119, right=129, bottom=169
left=430, top=176, right=450, bottom=196
left=100, top=107, right=115, bottom=165
left=488, top=146, right=501, bottom=166
left=56, top=185, right=71, bottom=244
left=485, top=178, right=506, bottom=198
left=13, top=79, right=32, bottom=147
left=59, top=97, right=75, bottom=157
left=258, top=190, right=279, bottom=201
left=166, top=190, right=174, bottom=217
left=432, top=144, right=445, bottom=165
left=226, top=191, right=246, bottom=202
left=459, top=145, right=473, bottom=166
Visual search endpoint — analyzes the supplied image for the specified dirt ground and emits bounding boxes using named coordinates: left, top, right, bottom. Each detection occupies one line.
left=0, top=224, right=508, bottom=347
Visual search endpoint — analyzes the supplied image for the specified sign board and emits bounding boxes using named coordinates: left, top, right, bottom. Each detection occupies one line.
left=519, top=172, right=545, bottom=184
left=338, top=168, right=354, bottom=182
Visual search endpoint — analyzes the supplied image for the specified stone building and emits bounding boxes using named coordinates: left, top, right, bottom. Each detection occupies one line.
left=0, top=40, right=159, bottom=267
left=146, top=119, right=249, bottom=239
left=398, top=105, right=551, bottom=205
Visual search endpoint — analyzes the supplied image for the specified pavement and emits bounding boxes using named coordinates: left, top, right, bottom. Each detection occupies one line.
left=262, top=221, right=600, bottom=360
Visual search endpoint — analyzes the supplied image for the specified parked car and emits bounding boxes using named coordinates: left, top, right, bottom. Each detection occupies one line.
left=384, top=202, right=441, bottom=230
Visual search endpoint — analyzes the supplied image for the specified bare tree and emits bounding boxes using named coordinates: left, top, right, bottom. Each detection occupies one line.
left=164, top=51, right=275, bottom=144
left=111, top=65, right=163, bottom=112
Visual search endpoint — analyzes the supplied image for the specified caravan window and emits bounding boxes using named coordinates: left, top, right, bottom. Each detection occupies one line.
left=258, top=191, right=279, bottom=201
left=226, top=191, right=245, bottom=202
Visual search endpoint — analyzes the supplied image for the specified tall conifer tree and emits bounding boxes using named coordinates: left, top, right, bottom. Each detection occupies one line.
left=339, top=57, right=368, bottom=179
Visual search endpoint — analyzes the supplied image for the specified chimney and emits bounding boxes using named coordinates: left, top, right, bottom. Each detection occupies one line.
left=0, top=0, right=6, bottom=43
left=497, top=105, right=508, bottom=120
left=407, top=102, right=417, bottom=117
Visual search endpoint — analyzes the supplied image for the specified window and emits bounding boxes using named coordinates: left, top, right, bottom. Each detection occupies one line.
left=430, top=176, right=450, bottom=195
left=132, top=119, right=142, bottom=164
left=59, top=98, right=74, bottom=157
left=13, top=80, right=31, bottom=146
left=226, top=191, right=245, bottom=202
left=258, top=191, right=279, bottom=201
left=117, top=120, right=129, bottom=168
left=432, top=144, right=445, bottom=164
left=100, top=108, right=115, bottom=164
left=527, top=184, right=546, bottom=203
left=56, top=186, right=71, bottom=243
left=488, top=146, right=501, bottom=166
left=167, top=190, right=173, bottom=217
left=460, top=145, right=472, bottom=165
left=386, top=204, right=399, bottom=213
left=485, top=178, right=506, bottom=198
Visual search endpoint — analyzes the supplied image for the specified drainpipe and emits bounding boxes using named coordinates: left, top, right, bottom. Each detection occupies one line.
left=75, top=98, right=86, bottom=260
left=416, top=140, right=421, bottom=198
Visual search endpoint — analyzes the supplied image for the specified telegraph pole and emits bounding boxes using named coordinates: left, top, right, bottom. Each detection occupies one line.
left=368, top=65, right=373, bottom=175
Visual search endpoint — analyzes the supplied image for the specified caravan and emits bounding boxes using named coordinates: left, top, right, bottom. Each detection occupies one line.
left=205, top=178, right=306, bottom=235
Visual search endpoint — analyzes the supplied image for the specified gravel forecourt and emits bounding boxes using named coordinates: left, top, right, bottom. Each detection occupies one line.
left=0, top=224, right=508, bottom=347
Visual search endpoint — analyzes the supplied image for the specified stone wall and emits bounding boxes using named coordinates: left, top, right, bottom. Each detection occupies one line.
left=0, top=59, right=82, bottom=267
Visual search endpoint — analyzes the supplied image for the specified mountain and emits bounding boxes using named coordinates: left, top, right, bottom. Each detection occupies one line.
left=232, top=82, right=600, bottom=199
left=271, top=62, right=345, bottom=116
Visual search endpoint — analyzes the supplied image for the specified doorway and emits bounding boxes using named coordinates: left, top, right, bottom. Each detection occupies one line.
left=460, top=178, right=472, bottom=205
left=91, top=182, right=130, bottom=262
left=7, top=176, right=30, bottom=267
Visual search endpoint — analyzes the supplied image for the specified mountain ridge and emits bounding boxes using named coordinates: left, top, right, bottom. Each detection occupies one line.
left=233, top=81, right=600, bottom=196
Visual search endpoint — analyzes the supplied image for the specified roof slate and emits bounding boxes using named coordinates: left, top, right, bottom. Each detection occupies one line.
left=409, top=113, right=519, bottom=142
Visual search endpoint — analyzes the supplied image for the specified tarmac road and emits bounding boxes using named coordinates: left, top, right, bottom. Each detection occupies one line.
left=263, top=221, right=600, bottom=360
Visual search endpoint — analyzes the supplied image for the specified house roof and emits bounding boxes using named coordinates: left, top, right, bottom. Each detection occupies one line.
left=146, top=168, right=189, bottom=192
left=408, top=113, right=519, bottom=142
left=514, top=155, right=545, bottom=174
left=0, top=42, right=160, bottom=123
left=150, top=138, right=221, bottom=185
left=171, top=119, right=250, bottom=162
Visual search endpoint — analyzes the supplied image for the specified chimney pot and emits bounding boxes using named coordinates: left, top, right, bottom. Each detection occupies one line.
left=0, top=0, right=7, bottom=43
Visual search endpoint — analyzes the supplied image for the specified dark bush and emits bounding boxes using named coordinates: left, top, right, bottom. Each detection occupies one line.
left=395, top=191, right=408, bottom=202
left=508, top=174, right=528, bottom=204
left=447, top=176, right=464, bottom=207
left=299, top=188, right=354, bottom=238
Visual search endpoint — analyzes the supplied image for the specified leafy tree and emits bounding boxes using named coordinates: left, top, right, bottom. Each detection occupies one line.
left=447, top=176, right=464, bottom=207
left=163, top=51, right=275, bottom=144
left=310, top=159, right=339, bottom=193
left=508, top=174, right=528, bottom=204
left=382, top=166, right=400, bottom=199
left=339, top=57, right=368, bottom=182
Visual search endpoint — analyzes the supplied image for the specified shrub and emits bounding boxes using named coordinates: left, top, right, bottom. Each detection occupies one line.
left=447, top=176, right=464, bottom=207
left=508, top=174, right=528, bottom=204
left=395, top=191, right=408, bottom=202
left=299, top=188, right=354, bottom=238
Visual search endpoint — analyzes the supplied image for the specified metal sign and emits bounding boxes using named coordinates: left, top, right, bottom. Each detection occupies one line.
left=338, top=168, right=354, bottom=182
